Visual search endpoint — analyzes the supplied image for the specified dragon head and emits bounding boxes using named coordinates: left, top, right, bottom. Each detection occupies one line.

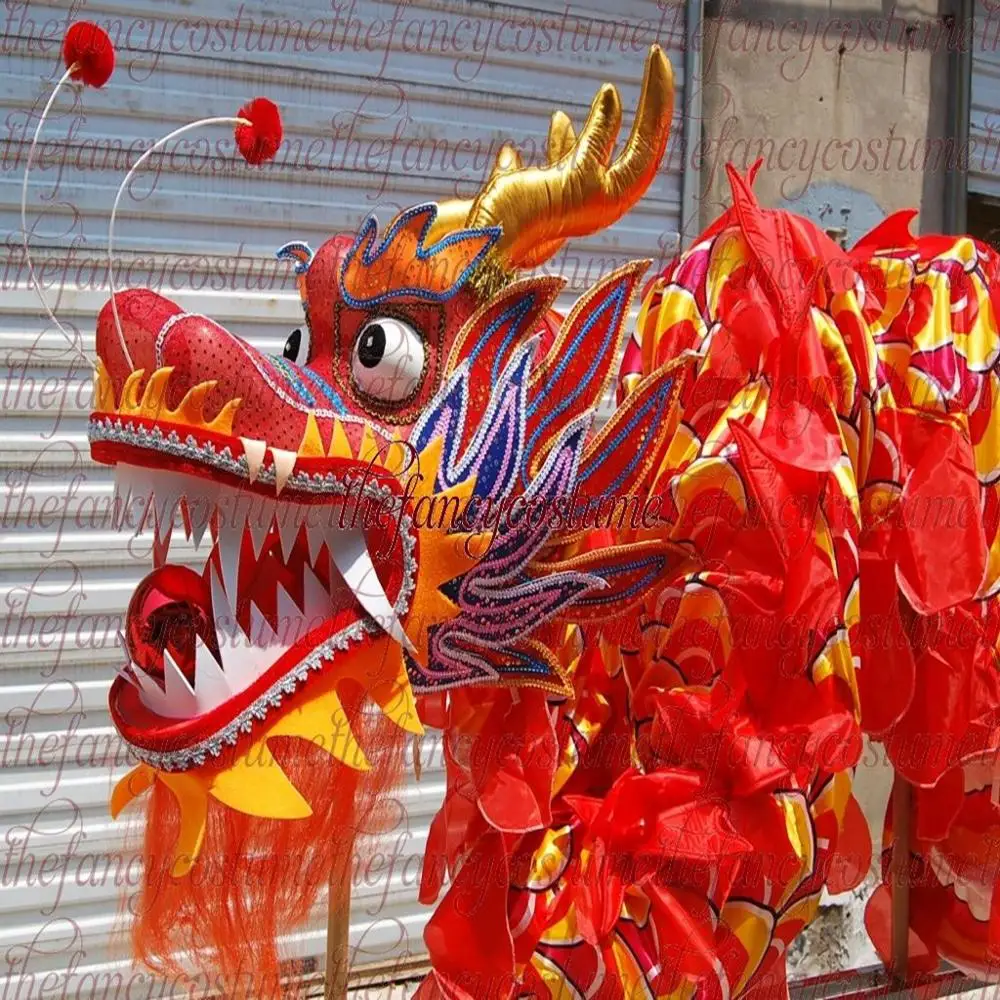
left=81, top=43, right=685, bottom=986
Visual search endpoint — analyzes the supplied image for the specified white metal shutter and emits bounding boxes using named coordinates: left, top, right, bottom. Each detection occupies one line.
left=971, top=0, right=1000, bottom=198
left=1, top=1, right=686, bottom=994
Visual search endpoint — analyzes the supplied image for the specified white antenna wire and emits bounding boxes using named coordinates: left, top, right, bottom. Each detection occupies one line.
left=19, top=64, right=92, bottom=367
left=107, top=117, right=251, bottom=371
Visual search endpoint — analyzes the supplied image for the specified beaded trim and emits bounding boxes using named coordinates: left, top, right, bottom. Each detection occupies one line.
left=88, top=416, right=401, bottom=499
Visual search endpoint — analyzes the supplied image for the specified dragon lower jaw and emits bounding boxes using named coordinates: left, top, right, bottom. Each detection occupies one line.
left=107, top=460, right=418, bottom=771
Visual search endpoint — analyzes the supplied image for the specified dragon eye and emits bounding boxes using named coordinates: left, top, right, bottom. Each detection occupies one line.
left=282, top=326, right=310, bottom=364
left=351, top=318, right=425, bottom=403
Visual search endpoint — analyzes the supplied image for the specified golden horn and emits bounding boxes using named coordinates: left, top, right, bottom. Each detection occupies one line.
left=466, top=45, right=673, bottom=270
left=423, top=106, right=585, bottom=249
left=514, top=113, right=579, bottom=268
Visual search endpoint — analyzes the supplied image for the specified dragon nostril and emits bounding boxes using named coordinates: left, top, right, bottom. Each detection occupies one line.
left=282, top=326, right=309, bottom=364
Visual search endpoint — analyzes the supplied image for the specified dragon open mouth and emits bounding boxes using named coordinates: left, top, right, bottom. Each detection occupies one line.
left=90, top=363, right=419, bottom=772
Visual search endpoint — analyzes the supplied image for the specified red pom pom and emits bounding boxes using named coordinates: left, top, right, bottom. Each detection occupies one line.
left=235, top=98, right=283, bottom=165
left=63, top=22, right=115, bottom=89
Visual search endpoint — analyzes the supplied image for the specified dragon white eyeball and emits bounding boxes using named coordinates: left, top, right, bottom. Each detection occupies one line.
left=351, top=317, right=425, bottom=403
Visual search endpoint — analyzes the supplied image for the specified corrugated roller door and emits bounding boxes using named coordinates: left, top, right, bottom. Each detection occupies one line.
left=971, top=0, right=1000, bottom=198
left=1, top=1, right=685, bottom=994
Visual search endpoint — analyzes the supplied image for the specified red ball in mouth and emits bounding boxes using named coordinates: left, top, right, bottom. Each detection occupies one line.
left=125, top=565, right=215, bottom=685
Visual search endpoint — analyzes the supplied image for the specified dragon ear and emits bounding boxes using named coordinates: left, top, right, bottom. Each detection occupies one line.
left=21, top=22, right=115, bottom=368
left=106, top=98, right=283, bottom=370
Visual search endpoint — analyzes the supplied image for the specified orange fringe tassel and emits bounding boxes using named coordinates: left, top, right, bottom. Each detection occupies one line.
left=124, top=688, right=405, bottom=998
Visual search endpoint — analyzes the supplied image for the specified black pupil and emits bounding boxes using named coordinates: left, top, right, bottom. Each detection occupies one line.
left=357, top=324, right=386, bottom=368
left=283, top=327, right=302, bottom=360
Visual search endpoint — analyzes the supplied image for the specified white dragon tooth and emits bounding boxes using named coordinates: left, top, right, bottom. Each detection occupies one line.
left=210, top=566, right=240, bottom=651
left=249, top=599, right=281, bottom=648
left=247, top=496, right=276, bottom=557
left=191, top=512, right=210, bottom=551
left=275, top=581, right=303, bottom=646
left=115, top=665, right=140, bottom=690
left=210, top=565, right=265, bottom=690
left=131, top=661, right=172, bottom=713
left=111, top=470, right=129, bottom=530
left=248, top=515, right=272, bottom=558
left=179, top=498, right=192, bottom=541
left=301, top=563, right=331, bottom=630
left=217, top=517, right=243, bottom=604
left=117, top=465, right=152, bottom=535
left=276, top=504, right=303, bottom=562
left=215, top=491, right=252, bottom=603
left=154, top=508, right=173, bottom=550
left=328, top=528, right=415, bottom=655
left=150, top=470, right=183, bottom=542
left=271, top=447, right=297, bottom=495
left=153, top=519, right=173, bottom=564
left=241, top=436, right=267, bottom=483
left=162, top=648, right=196, bottom=707
left=192, top=635, right=231, bottom=706
left=305, top=517, right=327, bottom=565
left=186, top=480, right=220, bottom=550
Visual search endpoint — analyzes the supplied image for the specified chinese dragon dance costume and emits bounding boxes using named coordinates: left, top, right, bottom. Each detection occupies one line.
left=23, top=21, right=1000, bottom=1000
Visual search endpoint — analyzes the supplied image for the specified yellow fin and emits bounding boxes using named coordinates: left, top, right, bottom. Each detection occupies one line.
left=138, top=367, right=173, bottom=419
left=120, top=368, right=146, bottom=410
left=299, top=411, right=325, bottom=457
left=207, top=397, right=241, bottom=435
left=369, top=647, right=424, bottom=736
left=94, top=359, right=116, bottom=413
left=358, top=423, right=380, bottom=464
left=209, top=740, right=314, bottom=819
left=110, top=763, right=155, bottom=818
left=172, top=381, right=216, bottom=425
left=159, top=771, right=209, bottom=878
left=269, top=688, right=371, bottom=770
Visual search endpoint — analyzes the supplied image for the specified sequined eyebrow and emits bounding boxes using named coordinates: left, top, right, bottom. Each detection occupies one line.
left=339, top=203, right=500, bottom=308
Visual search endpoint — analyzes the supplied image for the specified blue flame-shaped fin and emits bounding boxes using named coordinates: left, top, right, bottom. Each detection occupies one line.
left=275, top=241, right=314, bottom=274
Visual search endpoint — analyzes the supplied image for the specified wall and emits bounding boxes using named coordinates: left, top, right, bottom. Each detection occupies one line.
left=697, top=0, right=954, bottom=237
